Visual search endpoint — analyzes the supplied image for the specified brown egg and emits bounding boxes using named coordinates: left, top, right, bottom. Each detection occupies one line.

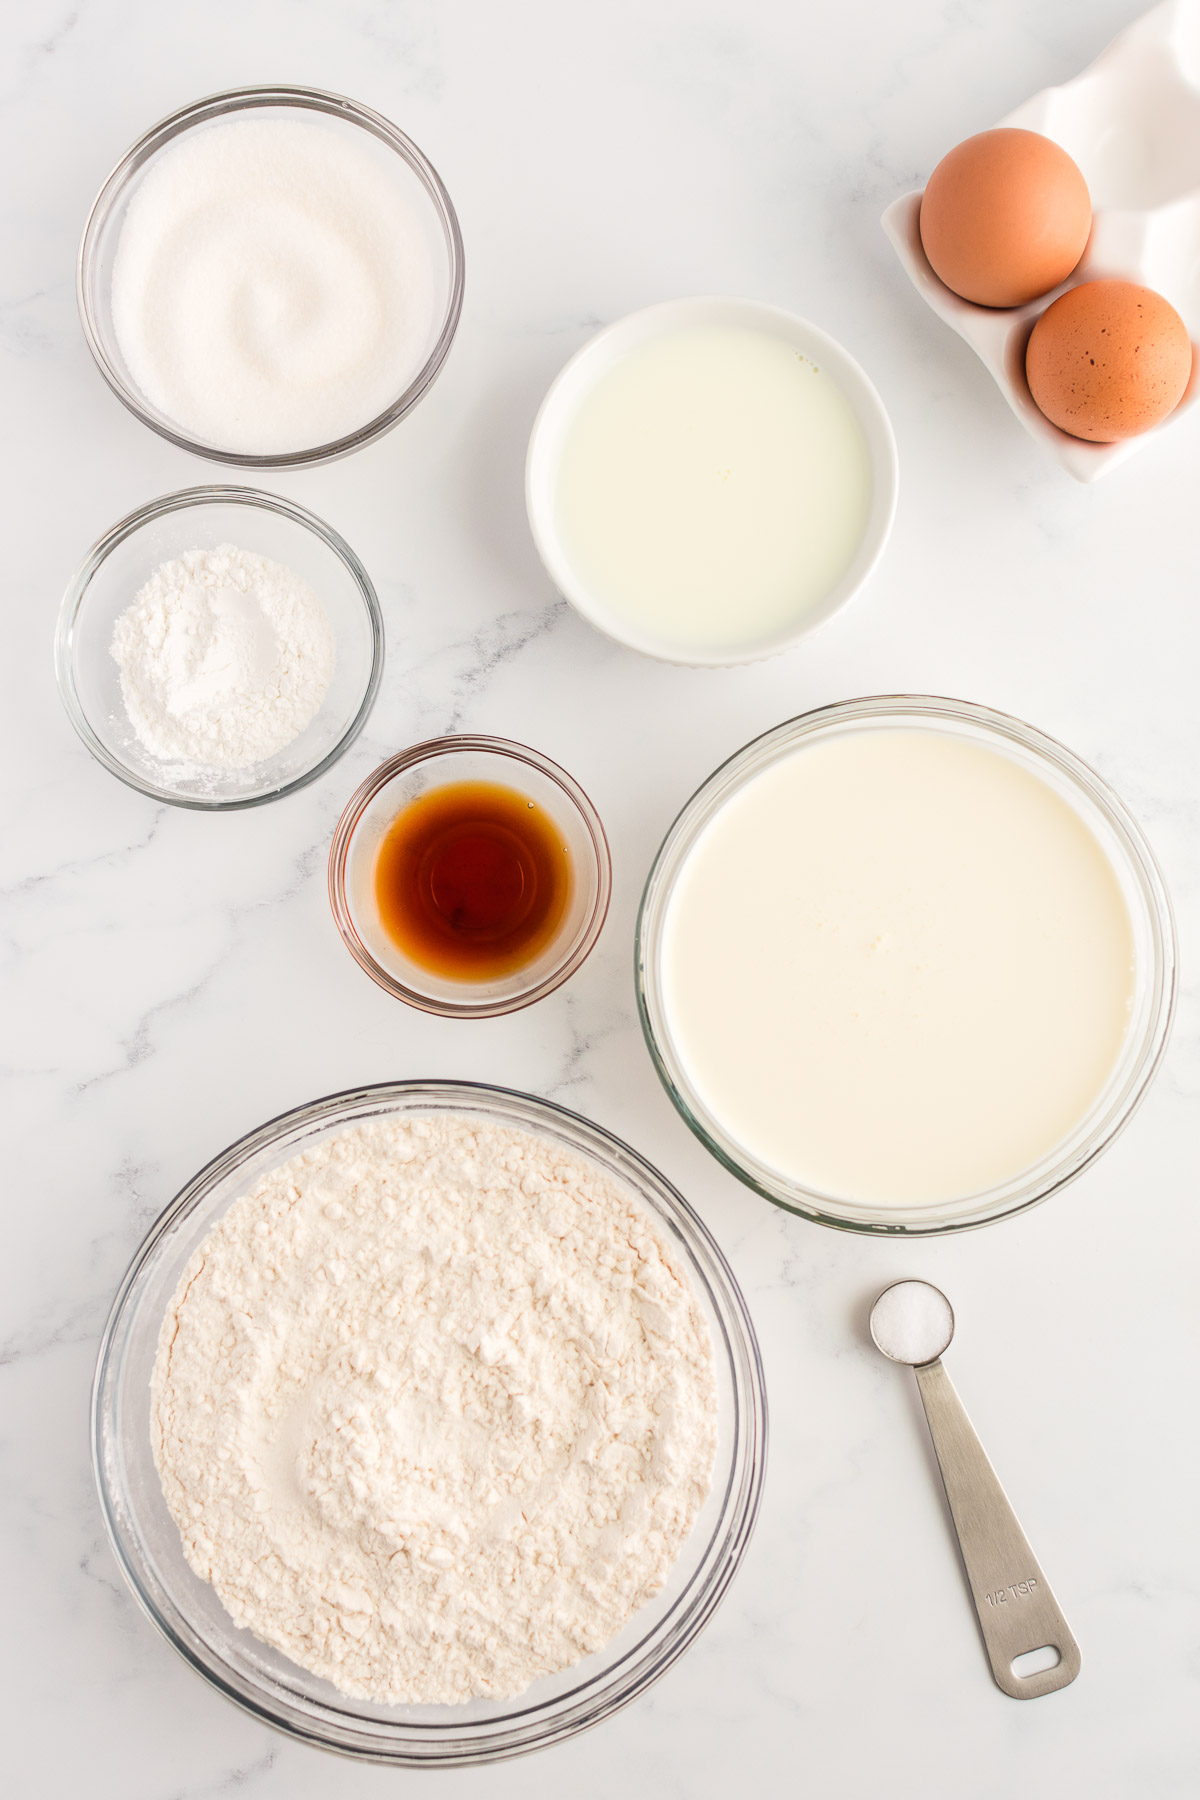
left=919, top=128, right=1091, bottom=308
left=1025, top=280, right=1192, bottom=442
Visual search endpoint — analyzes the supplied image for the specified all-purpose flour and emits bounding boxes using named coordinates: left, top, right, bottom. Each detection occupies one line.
left=151, top=1113, right=718, bottom=1704
left=110, top=544, right=335, bottom=771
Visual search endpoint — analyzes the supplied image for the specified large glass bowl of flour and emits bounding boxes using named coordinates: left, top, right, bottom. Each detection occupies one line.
left=92, top=1081, right=767, bottom=1765
left=56, top=486, right=383, bottom=809
left=78, top=87, right=464, bottom=467
left=637, top=696, right=1177, bottom=1235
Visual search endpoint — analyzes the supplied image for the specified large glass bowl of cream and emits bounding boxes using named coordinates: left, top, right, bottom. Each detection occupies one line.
left=637, top=696, right=1176, bottom=1235
left=78, top=87, right=464, bottom=467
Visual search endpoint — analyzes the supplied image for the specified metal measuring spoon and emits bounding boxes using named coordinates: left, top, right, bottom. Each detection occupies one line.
left=870, top=1280, right=1081, bottom=1699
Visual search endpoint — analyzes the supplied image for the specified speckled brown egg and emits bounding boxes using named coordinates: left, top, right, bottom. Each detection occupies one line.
left=919, top=128, right=1091, bottom=308
left=1025, top=279, right=1193, bottom=442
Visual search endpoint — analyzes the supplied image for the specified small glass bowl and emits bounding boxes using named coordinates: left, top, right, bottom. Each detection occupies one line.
left=329, top=736, right=611, bottom=1016
left=637, top=695, right=1177, bottom=1235
left=92, top=1080, right=767, bottom=1766
left=77, top=86, right=464, bottom=467
left=56, top=486, right=383, bottom=810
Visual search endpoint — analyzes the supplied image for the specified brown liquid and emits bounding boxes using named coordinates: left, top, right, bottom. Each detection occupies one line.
left=374, top=780, right=572, bottom=980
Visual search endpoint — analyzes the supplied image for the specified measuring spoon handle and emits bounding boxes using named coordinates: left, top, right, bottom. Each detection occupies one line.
left=914, top=1358, right=1081, bottom=1699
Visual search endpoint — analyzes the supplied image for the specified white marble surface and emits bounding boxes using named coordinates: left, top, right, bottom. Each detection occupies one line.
left=3, top=1, right=1199, bottom=1794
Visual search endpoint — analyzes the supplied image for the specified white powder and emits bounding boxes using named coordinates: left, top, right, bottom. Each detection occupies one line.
left=111, top=113, right=437, bottom=454
left=870, top=1281, right=955, bottom=1366
left=151, top=1113, right=718, bottom=1704
left=110, top=544, right=335, bottom=771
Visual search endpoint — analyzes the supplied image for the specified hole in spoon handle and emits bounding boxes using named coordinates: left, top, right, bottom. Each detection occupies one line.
left=913, top=1359, right=1081, bottom=1700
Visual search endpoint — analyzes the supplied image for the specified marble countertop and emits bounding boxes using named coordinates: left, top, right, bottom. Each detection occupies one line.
left=4, top=1, right=1199, bottom=1794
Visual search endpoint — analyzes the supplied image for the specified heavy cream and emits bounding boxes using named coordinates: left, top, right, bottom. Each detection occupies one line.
left=659, top=728, right=1136, bottom=1206
left=550, top=323, right=872, bottom=658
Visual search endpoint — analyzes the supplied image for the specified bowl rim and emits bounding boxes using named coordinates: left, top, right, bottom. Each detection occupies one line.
left=76, top=84, right=466, bottom=468
left=524, top=295, right=900, bottom=667
left=91, top=1078, right=768, bottom=1765
left=636, top=692, right=1178, bottom=1235
left=328, top=735, right=613, bottom=1016
left=54, top=484, right=385, bottom=811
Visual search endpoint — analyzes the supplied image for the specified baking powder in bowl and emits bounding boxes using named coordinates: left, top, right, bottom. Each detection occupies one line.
left=151, top=1114, right=717, bottom=1704
left=110, top=544, right=334, bottom=772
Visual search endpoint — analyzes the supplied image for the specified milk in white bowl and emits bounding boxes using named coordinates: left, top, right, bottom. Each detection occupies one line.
left=637, top=698, right=1176, bottom=1233
left=526, top=299, right=898, bottom=665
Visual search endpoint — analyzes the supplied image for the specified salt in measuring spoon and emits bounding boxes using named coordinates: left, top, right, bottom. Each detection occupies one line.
left=869, top=1280, right=1081, bottom=1699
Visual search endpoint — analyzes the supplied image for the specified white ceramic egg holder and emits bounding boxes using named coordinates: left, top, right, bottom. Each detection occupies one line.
left=882, top=0, right=1200, bottom=481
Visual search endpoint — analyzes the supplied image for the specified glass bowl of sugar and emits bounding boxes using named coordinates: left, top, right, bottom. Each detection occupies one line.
left=55, top=486, right=384, bottom=809
left=77, top=86, right=465, bottom=466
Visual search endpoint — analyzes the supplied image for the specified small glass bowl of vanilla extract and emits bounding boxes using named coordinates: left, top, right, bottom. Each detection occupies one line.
left=328, top=736, right=612, bottom=1016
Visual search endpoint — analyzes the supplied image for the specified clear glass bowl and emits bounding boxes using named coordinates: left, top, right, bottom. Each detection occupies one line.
left=55, top=486, right=383, bottom=810
left=329, top=736, right=612, bottom=1016
left=637, top=695, right=1177, bottom=1235
left=92, top=1081, right=767, bottom=1766
left=77, top=86, right=464, bottom=467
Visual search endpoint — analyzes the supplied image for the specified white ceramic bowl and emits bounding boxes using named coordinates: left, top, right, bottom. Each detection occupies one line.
left=525, top=297, right=899, bottom=666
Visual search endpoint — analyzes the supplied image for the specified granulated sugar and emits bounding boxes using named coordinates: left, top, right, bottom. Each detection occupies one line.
left=151, top=1113, right=718, bottom=1704
left=111, top=112, right=437, bottom=454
